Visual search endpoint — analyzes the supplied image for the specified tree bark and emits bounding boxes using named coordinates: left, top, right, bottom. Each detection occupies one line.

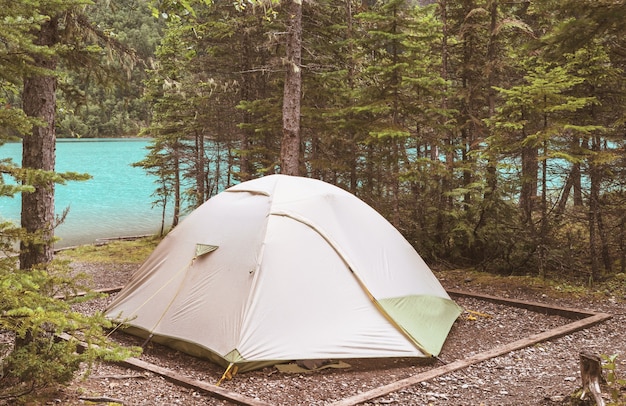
left=555, top=162, right=582, bottom=218
left=194, top=129, right=206, bottom=205
left=520, top=142, right=538, bottom=223
left=280, top=0, right=302, bottom=176
left=172, top=142, right=181, bottom=228
left=20, top=16, right=59, bottom=270
left=438, top=0, right=454, bottom=215
left=588, top=135, right=602, bottom=280
left=484, top=0, right=498, bottom=198
left=238, top=9, right=254, bottom=181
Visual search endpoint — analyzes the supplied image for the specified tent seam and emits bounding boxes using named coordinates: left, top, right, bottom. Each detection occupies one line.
left=233, top=179, right=278, bottom=359
left=270, top=210, right=433, bottom=356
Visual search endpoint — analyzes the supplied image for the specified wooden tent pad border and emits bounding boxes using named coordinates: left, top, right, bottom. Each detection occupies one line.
left=71, top=288, right=611, bottom=405
left=117, top=357, right=274, bottom=406
left=58, top=331, right=273, bottom=406
left=446, top=288, right=599, bottom=319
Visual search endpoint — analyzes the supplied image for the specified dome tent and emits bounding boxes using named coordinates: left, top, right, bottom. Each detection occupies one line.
left=105, top=175, right=462, bottom=373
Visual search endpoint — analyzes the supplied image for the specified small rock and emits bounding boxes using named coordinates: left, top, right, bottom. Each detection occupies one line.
left=550, top=395, right=566, bottom=402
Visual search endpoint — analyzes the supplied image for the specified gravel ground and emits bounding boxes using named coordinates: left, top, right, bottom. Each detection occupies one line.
left=49, top=263, right=626, bottom=405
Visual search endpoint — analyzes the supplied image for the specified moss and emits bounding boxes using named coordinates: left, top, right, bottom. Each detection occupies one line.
left=57, top=236, right=160, bottom=264
left=436, top=268, right=626, bottom=302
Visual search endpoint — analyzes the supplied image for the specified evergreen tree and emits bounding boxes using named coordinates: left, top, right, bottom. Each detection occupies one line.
left=487, top=56, right=600, bottom=275
left=12, top=0, right=138, bottom=269
left=57, top=0, right=162, bottom=138
left=135, top=0, right=626, bottom=279
left=352, top=0, right=448, bottom=227
left=302, top=0, right=369, bottom=190
left=0, top=2, right=140, bottom=400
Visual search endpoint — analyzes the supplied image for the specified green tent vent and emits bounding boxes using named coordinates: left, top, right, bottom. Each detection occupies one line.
left=195, top=244, right=218, bottom=257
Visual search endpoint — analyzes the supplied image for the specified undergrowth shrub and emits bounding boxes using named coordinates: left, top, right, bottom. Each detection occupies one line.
left=0, top=254, right=140, bottom=402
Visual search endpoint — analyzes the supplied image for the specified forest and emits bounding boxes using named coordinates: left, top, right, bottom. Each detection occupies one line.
left=3, top=0, right=626, bottom=282
left=1, top=0, right=626, bottom=400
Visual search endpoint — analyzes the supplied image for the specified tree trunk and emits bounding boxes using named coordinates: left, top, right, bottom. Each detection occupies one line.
left=171, top=142, right=181, bottom=228
left=590, top=134, right=612, bottom=275
left=280, top=0, right=302, bottom=176
left=438, top=0, right=453, bottom=214
left=195, top=130, right=206, bottom=205
left=345, top=0, right=358, bottom=193
left=555, top=163, right=582, bottom=218
left=239, top=10, right=254, bottom=181
left=520, top=143, right=538, bottom=223
left=484, top=0, right=498, bottom=198
left=588, top=134, right=602, bottom=281
left=596, top=205, right=612, bottom=275
left=539, top=139, right=549, bottom=278
left=20, top=16, right=59, bottom=270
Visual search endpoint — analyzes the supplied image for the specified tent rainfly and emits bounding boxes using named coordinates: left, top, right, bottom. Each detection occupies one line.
left=105, top=175, right=462, bottom=373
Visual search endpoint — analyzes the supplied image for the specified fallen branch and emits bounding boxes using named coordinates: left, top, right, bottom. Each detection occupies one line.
left=79, top=395, right=125, bottom=404
left=89, top=374, right=148, bottom=380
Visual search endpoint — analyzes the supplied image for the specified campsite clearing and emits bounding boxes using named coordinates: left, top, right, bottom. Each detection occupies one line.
left=55, top=262, right=625, bottom=406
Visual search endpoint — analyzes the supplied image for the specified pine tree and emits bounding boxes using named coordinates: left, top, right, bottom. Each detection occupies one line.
left=301, top=0, right=369, bottom=189
left=280, top=0, right=303, bottom=175
left=488, top=56, right=600, bottom=276
left=0, top=2, right=141, bottom=400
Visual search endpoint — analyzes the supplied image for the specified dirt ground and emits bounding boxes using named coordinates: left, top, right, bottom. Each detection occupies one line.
left=48, top=263, right=626, bottom=405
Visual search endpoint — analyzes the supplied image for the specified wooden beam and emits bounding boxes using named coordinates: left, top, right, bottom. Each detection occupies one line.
left=446, top=288, right=596, bottom=319
left=57, top=333, right=271, bottom=406
left=54, top=286, right=123, bottom=300
left=329, top=312, right=612, bottom=406
left=118, top=357, right=273, bottom=406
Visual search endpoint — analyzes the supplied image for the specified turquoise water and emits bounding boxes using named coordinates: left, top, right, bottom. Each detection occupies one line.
left=0, top=139, right=173, bottom=248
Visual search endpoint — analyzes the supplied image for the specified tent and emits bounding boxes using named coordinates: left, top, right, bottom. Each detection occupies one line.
left=105, top=175, right=462, bottom=372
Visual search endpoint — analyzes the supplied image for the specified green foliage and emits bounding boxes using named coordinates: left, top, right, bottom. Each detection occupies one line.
left=129, top=0, right=626, bottom=282
left=2, top=135, right=138, bottom=399
left=57, top=237, right=159, bottom=264
left=0, top=2, right=146, bottom=391
left=0, top=258, right=141, bottom=401
left=55, top=0, right=164, bottom=138
left=7, top=0, right=625, bottom=283
left=1, top=135, right=139, bottom=401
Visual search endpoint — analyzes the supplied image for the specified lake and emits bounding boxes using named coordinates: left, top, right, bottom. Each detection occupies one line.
left=0, top=138, right=173, bottom=248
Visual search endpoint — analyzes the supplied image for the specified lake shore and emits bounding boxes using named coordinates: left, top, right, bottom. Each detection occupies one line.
left=1, top=139, right=174, bottom=249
